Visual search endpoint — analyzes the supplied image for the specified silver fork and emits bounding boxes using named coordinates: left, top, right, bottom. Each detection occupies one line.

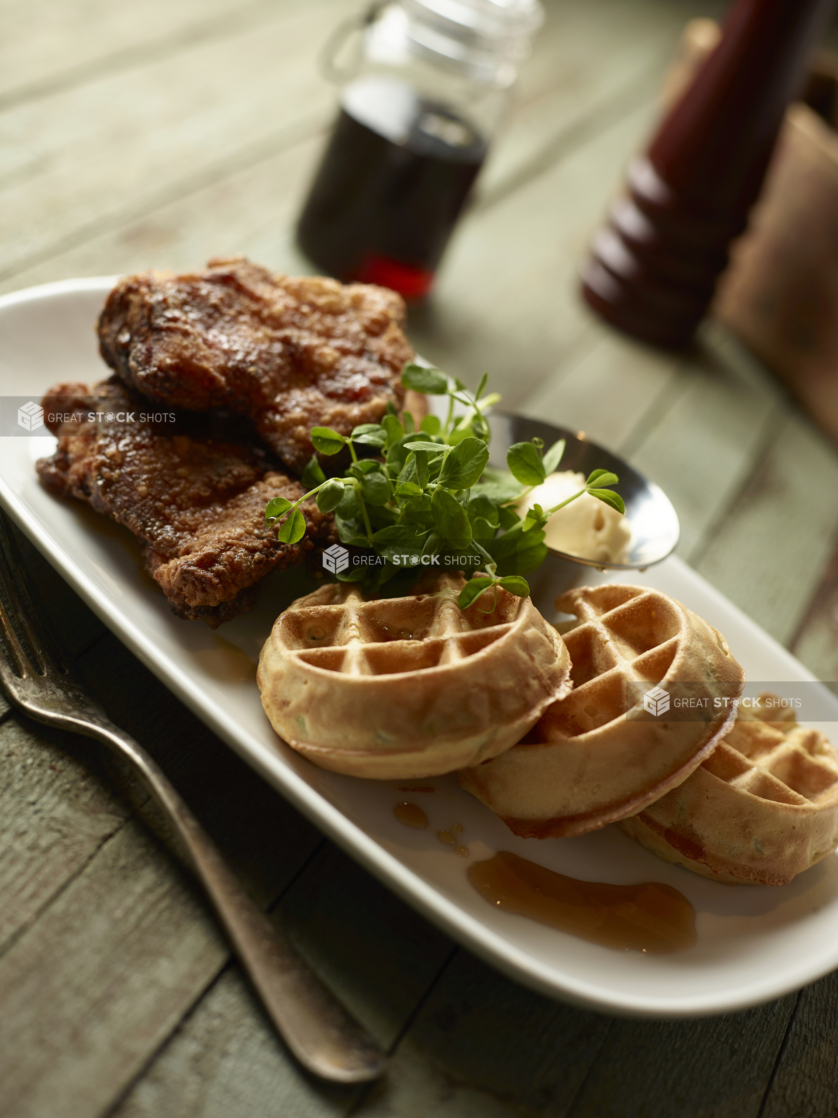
left=0, top=511, right=387, bottom=1084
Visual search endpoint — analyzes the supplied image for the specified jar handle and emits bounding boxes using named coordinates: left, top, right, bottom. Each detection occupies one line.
left=318, top=1, right=389, bottom=84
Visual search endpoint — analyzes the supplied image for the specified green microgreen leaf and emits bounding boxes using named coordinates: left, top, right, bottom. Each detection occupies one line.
left=586, top=469, right=619, bottom=489
left=311, top=427, right=346, bottom=455
left=472, top=516, right=498, bottom=541
left=301, top=454, right=326, bottom=489
left=336, top=487, right=359, bottom=518
left=420, top=415, right=441, bottom=436
left=316, top=478, right=347, bottom=513
left=431, top=488, right=472, bottom=544
left=498, top=575, right=530, bottom=597
left=349, top=459, right=380, bottom=476
left=335, top=515, right=370, bottom=548
left=507, top=441, right=546, bottom=487
left=467, top=494, right=500, bottom=525
left=265, top=496, right=292, bottom=522
left=372, top=524, right=427, bottom=564
left=381, top=413, right=403, bottom=445
left=588, top=488, right=626, bottom=514
left=471, top=467, right=525, bottom=506
left=361, top=471, right=391, bottom=507
left=277, top=507, right=306, bottom=544
left=422, top=531, right=441, bottom=556
left=414, top=450, right=430, bottom=490
left=402, top=364, right=449, bottom=395
left=403, top=440, right=446, bottom=454
left=498, top=505, right=520, bottom=531
left=457, top=577, right=496, bottom=610
left=336, top=566, right=368, bottom=582
left=351, top=423, right=388, bottom=448
left=438, top=437, right=490, bottom=490
left=542, top=438, right=566, bottom=476
left=496, top=540, right=548, bottom=578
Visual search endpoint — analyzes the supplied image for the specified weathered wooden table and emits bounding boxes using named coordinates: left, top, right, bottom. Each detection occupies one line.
left=3, top=1, right=838, bottom=1115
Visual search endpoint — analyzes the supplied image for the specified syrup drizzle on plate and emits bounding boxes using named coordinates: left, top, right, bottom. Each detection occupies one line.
left=468, top=851, right=696, bottom=954
left=393, top=802, right=429, bottom=830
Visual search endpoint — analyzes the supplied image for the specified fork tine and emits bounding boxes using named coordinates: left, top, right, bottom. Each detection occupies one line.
left=0, top=587, right=29, bottom=678
left=0, top=509, right=58, bottom=675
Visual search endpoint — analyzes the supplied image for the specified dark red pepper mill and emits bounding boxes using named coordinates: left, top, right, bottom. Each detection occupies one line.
left=581, top=0, right=837, bottom=349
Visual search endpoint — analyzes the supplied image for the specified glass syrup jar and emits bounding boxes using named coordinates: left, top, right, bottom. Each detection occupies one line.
left=296, top=0, right=544, bottom=300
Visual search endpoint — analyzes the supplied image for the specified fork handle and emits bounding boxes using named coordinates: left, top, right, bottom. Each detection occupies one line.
left=84, top=718, right=387, bottom=1083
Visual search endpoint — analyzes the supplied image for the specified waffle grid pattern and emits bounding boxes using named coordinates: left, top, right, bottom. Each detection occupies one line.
left=278, top=580, right=524, bottom=677
left=544, top=584, right=681, bottom=738
left=706, top=714, right=838, bottom=810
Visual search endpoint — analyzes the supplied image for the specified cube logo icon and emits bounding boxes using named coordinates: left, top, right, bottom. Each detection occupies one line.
left=643, top=685, right=670, bottom=717
left=18, top=401, right=44, bottom=432
left=322, top=544, right=350, bottom=574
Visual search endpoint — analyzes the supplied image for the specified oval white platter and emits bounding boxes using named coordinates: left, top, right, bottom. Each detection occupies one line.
left=1, top=277, right=838, bottom=1017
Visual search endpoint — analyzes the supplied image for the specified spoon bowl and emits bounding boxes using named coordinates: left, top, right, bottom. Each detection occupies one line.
left=488, top=412, right=679, bottom=608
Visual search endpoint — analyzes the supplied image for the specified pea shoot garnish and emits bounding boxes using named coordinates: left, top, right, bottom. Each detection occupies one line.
left=265, top=364, right=624, bottom=611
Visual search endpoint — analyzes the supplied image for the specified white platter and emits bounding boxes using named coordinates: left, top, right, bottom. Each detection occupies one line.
left=2, top=276, right=838, bottom=1018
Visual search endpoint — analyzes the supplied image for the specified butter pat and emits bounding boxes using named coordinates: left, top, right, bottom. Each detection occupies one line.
left=517, top=471, right=631, bottom=564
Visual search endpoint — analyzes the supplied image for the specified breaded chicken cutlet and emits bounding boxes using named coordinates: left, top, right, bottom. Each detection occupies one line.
left=36, top=379, right=332, bottom=625
left=97, top=256, right=414, bottom=473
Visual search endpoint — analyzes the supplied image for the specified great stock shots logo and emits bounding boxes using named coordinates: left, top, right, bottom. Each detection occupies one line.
left=643, top=685, right=671, bottom=717
left=322, top=544, right=350, bottom=575
left=17, top=401, right=44, bottom=432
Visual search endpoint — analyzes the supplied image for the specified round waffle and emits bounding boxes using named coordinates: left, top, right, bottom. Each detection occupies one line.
left=458, top=583, right=745, bottom=838
left=257, top=573, right=572, bottom=779
left=619, top=700, right=838, bottom=885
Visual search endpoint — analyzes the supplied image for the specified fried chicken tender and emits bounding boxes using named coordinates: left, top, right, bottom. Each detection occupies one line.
left=36, top=379, right=332, bottom=625
left=97, top=257, right=413, bottom=472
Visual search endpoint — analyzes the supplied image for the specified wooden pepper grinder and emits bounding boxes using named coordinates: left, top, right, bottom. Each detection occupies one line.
left=581, top=0, right=837, bottom=348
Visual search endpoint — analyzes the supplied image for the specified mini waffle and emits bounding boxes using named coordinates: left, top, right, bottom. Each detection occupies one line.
left=620, top=700, right=838, bottom=885
left=459, top=583, right=744, bottom=838
left=257, top=573, right=572, bottom=779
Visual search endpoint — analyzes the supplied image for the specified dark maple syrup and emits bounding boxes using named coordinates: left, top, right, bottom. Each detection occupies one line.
left=297, top=75, right=487, bottom=300
left=468, top=851, right=696, bottom=954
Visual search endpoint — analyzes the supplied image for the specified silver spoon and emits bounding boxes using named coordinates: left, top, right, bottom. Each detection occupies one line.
left=488, top=412, right=680, bottom=608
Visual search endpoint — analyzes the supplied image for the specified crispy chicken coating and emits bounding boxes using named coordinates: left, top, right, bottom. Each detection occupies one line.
left=36, top=379, right=332, bottom=625
left=97, top=257, right=413, bottom=472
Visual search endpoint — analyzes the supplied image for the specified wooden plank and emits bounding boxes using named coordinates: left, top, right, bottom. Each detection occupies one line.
left=0, top=716, right=127, bottom=954
left=693, top=408, right=838, bottom=648
left=0, top=131, right=324, bottom=298
left=355, top=948, right=611, bottom=1118
left=0, top=0, right=352, bottom=286
left=0, top=0, right=289, bottom=107
left=566, top=998, right=797, bottom=1118
left=110, top=844, right=454, bottom=1118
left=109, top=966, right=360, bottom=1118
left=0, top=820, right=229, bottom=1118
left=788, top=543, right=838, bottom=683
left=760, top=974, right=838, bottom=1118
left=11, top=521, right=106, bottom=658
left=625, top=333, right=783, bottom=560
left=516, top=331, right=680, bottom=452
